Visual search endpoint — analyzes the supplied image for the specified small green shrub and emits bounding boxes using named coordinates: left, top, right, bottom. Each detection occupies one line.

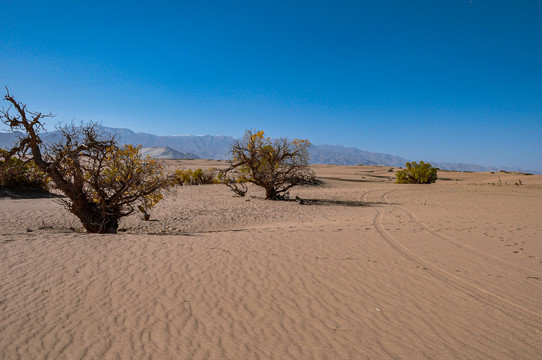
left=0, top=148, right=49, bottom=191
left=395, top=161, right=438, bottom=184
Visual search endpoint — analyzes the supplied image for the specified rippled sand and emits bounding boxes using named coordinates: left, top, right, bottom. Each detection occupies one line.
left=1, top=163, right=541, bottom=359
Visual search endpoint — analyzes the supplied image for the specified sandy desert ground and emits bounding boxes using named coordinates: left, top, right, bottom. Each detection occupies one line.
left=1, top=161, right=541, bottom=359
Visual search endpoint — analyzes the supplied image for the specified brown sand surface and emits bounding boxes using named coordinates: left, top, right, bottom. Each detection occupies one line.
left=1, top=163, right=541, bottom=359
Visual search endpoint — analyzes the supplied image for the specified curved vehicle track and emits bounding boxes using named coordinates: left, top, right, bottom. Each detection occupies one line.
left=383, top=192, right=542, bottom=277
left=361, top=188, right=542, bottom=331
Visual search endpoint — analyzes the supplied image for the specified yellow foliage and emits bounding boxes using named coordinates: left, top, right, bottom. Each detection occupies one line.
left=226, top=129, right=314, bottom=199
left=0, top=148, right=50, bottom=191
left=174, top=167, right=219, bottom=185
left=81, top=144, right=170, bottom=209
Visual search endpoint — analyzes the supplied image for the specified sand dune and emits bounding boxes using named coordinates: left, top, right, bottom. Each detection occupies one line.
left=1, top=164, right=541, bottom=359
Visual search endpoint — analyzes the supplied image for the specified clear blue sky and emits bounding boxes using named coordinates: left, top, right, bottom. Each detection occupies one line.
left=1, top=0, right=541, bottom=171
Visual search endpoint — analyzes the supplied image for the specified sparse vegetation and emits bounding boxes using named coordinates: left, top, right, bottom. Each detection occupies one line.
left=0, top=89, right=172, bottom=233
left=395, top=161, right=438, bottom=184
left=0, top=148, right=49, bottom=191
left=218, top=169, right=249, bottom=197
left=174, top=168, right=220, bottom=185
left=223, top=129, right=315, bottom=200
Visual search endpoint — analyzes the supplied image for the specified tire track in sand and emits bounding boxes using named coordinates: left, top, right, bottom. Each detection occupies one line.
left=382, top=191, right=542, bottom=278
left=366, top=189, right=542, bottom=331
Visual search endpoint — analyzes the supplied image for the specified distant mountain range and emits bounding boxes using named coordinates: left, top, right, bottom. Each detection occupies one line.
left=0, top=126, right=538, bottom=174
left=139, top=146, right=199, bottom=160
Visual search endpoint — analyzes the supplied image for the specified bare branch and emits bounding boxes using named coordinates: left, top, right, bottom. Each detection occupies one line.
left=1, top=90, right=172, bottom=233
left=224, top=129, right=315, bottom=200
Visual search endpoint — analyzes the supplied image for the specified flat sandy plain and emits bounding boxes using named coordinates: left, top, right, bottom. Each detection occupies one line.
left=1, top=160, right=541, bottom=359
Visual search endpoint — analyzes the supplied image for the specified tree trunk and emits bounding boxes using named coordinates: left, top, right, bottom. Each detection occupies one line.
left=265, top=187, right=279, bottom=200
left=79, top=214, right=119, bottom=234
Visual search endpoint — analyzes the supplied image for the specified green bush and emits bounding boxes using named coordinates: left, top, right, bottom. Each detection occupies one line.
left=396, top=161, right=438, bottom=184
left=0, top=148, right=49, bottom=191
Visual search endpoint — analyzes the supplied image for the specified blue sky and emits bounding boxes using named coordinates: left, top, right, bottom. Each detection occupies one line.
left=1, top=0, right=541, bottom=171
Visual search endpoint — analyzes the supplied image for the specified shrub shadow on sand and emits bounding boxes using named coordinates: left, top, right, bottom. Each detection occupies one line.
left=285, top=197, right=392, bottom=207
left=0, top=188, right=59, bottom=200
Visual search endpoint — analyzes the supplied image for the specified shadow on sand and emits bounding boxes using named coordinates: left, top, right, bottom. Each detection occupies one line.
left=284, top=197, right=392, bottom=207
left=0, top=187, right=59, bottom=200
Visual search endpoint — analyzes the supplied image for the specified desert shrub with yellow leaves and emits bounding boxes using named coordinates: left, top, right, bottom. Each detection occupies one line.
left=0, top=148, right=49, bottom=191
left=223, top=129, right=315, bottom=199
left=174, top=168, right=220, bottom=185
left=1, top=90, right=172, bottom=233
left=395, top=161, right=438, bottom=184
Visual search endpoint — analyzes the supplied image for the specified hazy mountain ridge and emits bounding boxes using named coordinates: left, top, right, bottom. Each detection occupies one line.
left=309, top=145, right=409, bottom=167
left=1, top=127, right=538, bottom=174
left=103, top=128, right=233, bottom=160
left=139, top=146, right=199, bottom=160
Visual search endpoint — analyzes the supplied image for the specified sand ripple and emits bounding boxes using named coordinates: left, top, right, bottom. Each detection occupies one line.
left=1, top=167, right=541, bottom=359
